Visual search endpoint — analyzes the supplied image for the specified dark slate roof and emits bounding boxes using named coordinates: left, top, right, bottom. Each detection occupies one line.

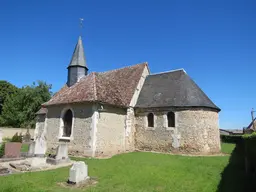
left=43, top=63, right=147, bottom=107
left=35, top=108, right=48, bottom=115
left=68, top=36, right=87, bottom=69
left=135, top=69, right=220, bottom=111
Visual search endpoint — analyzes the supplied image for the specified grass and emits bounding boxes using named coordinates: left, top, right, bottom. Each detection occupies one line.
left=21, top=143, right=29, bottom=152
left=221, top=142, right=236, bottom=154
left=217, top=141, right=256, bottom=192
left=0, top=151, right=231, bottom=192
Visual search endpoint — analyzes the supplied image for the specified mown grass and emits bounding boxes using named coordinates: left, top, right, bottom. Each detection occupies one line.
left=0, top=152, right=230, bottom=192
left=217, top=142, right=253, bottom=192
left=221, top=142, right=236, bottom=154
left=21, top=143, right=29, bottom=152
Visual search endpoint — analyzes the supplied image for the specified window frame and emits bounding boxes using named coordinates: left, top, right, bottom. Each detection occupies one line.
left=167, top=111, right=175, bottom=127
left=145, top=112, right=156, bottom=130
left=164, top=111, right=176, bottom=129
left=147, top=113, right=154, bottom=127
left=59, top=107, right=75, bottom=141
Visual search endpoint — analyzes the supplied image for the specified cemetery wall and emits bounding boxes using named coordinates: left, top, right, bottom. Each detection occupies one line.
left=0, top=128, right=34, bottom=139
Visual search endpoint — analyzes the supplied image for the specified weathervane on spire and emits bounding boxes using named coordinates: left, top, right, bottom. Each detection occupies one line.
left=79, top=18, right=84, bottom=36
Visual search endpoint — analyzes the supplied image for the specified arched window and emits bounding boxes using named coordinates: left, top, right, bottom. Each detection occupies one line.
left=167, top=112, right=175, bottom=127
left=62, top=109, right=73, bottom=137
left=147, top=113, right=154, bottom=127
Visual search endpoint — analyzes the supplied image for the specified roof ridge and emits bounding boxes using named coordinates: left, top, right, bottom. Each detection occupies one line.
left=149, top=68, right=186, bottom=76
left=99, top=62, right=148, bottom=75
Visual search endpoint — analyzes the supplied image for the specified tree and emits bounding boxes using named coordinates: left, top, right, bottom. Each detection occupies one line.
left=0, top=81, right=52, bottom=128
left=0, top=81, right=18, bottom=114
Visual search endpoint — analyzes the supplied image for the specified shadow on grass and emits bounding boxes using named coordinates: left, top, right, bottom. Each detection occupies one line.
left=217, top=142, right=256, bottom=192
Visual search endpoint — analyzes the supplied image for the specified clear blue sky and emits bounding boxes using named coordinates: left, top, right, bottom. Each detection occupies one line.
left=0, top=0, right=255, bottom=129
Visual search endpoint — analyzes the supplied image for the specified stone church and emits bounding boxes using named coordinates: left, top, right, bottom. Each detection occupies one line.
left=35, top=36, right=221, bottom=157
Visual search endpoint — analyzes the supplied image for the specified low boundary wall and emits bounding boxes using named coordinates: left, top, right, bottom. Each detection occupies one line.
left=0, top=127, right=35, bottom=139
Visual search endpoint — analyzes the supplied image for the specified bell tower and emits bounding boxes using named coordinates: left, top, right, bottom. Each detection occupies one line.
left=67, top=36, right=88, bottom=87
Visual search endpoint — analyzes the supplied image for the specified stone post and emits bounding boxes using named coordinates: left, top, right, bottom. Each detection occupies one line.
left=28, top=142, right=35, bottom=156
left=34, top=136, right=47, bottom=157
left=56, top=143, right=69, bottom=160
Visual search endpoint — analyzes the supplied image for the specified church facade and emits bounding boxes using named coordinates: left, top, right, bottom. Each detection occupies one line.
left=35, top=36, right=221, bottom=157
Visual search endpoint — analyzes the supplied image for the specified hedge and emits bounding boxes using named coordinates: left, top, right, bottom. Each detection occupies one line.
left=242, top=132, right=256, bottom=174
left=11, top=132, right=22, bottom=143
left=220, top=135, right=243, bottom=143
left=0, top=143, right=5, bottom=158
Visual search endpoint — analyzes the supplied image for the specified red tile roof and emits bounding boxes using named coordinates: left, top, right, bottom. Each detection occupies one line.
left=42, top=63, right=147, bottom=107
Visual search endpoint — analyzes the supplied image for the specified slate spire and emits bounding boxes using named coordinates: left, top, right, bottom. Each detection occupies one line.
left=68, top=36, right=88, bottom=69
left=67, top=36, right=88, bottom=87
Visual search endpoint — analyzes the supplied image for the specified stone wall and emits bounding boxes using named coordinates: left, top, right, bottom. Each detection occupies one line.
left=177, top=109, right=220, bottom=153
left=45, top=103, right=94, bottom=156
left=0, top=127, right=35, bottom=139
left=135, top=108, right=220, bottom=154
left=135, top=111, right=173, bottom=152
left=95, top=105, right=126, bottom=156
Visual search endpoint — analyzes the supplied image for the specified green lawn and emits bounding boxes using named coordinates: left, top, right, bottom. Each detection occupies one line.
left=0, top=152, right=230, bottom=192
left=21, top=143, right=29, bottom=152
left=221, top=142, right=236, bottom=154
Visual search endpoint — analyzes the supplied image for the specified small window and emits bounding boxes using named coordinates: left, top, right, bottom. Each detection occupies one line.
left=63, top=109, right=73, bottom=137
left=147, top=113, right=154, bottom=127
left=167, top=112, right=175, bottom=127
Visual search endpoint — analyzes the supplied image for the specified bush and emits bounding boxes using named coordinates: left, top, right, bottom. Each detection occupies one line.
left=0, top=143, right=5, bottom=158
left=242, top=131, right=256, bottom=139
left=11, top=132, right=22, bottom=143
left=2, top=137, right=11, bottom=142
left=220, top=135, right=242, bottom=143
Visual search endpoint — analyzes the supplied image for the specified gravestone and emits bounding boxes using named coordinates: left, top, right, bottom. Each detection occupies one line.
left=34, top=136, right=47, bottom=157
left=4, top=142, right=22, bottom=158
left=68, top=161, right=89, bottom=184
left=46, top=143, right=70, bottom=165
left=56, top=143, right=69, bottom=160
left=28, top=142, right=35, bottom=156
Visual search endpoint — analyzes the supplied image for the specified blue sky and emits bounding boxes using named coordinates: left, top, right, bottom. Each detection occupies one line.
left=0, top=0, right=255, bottom=129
